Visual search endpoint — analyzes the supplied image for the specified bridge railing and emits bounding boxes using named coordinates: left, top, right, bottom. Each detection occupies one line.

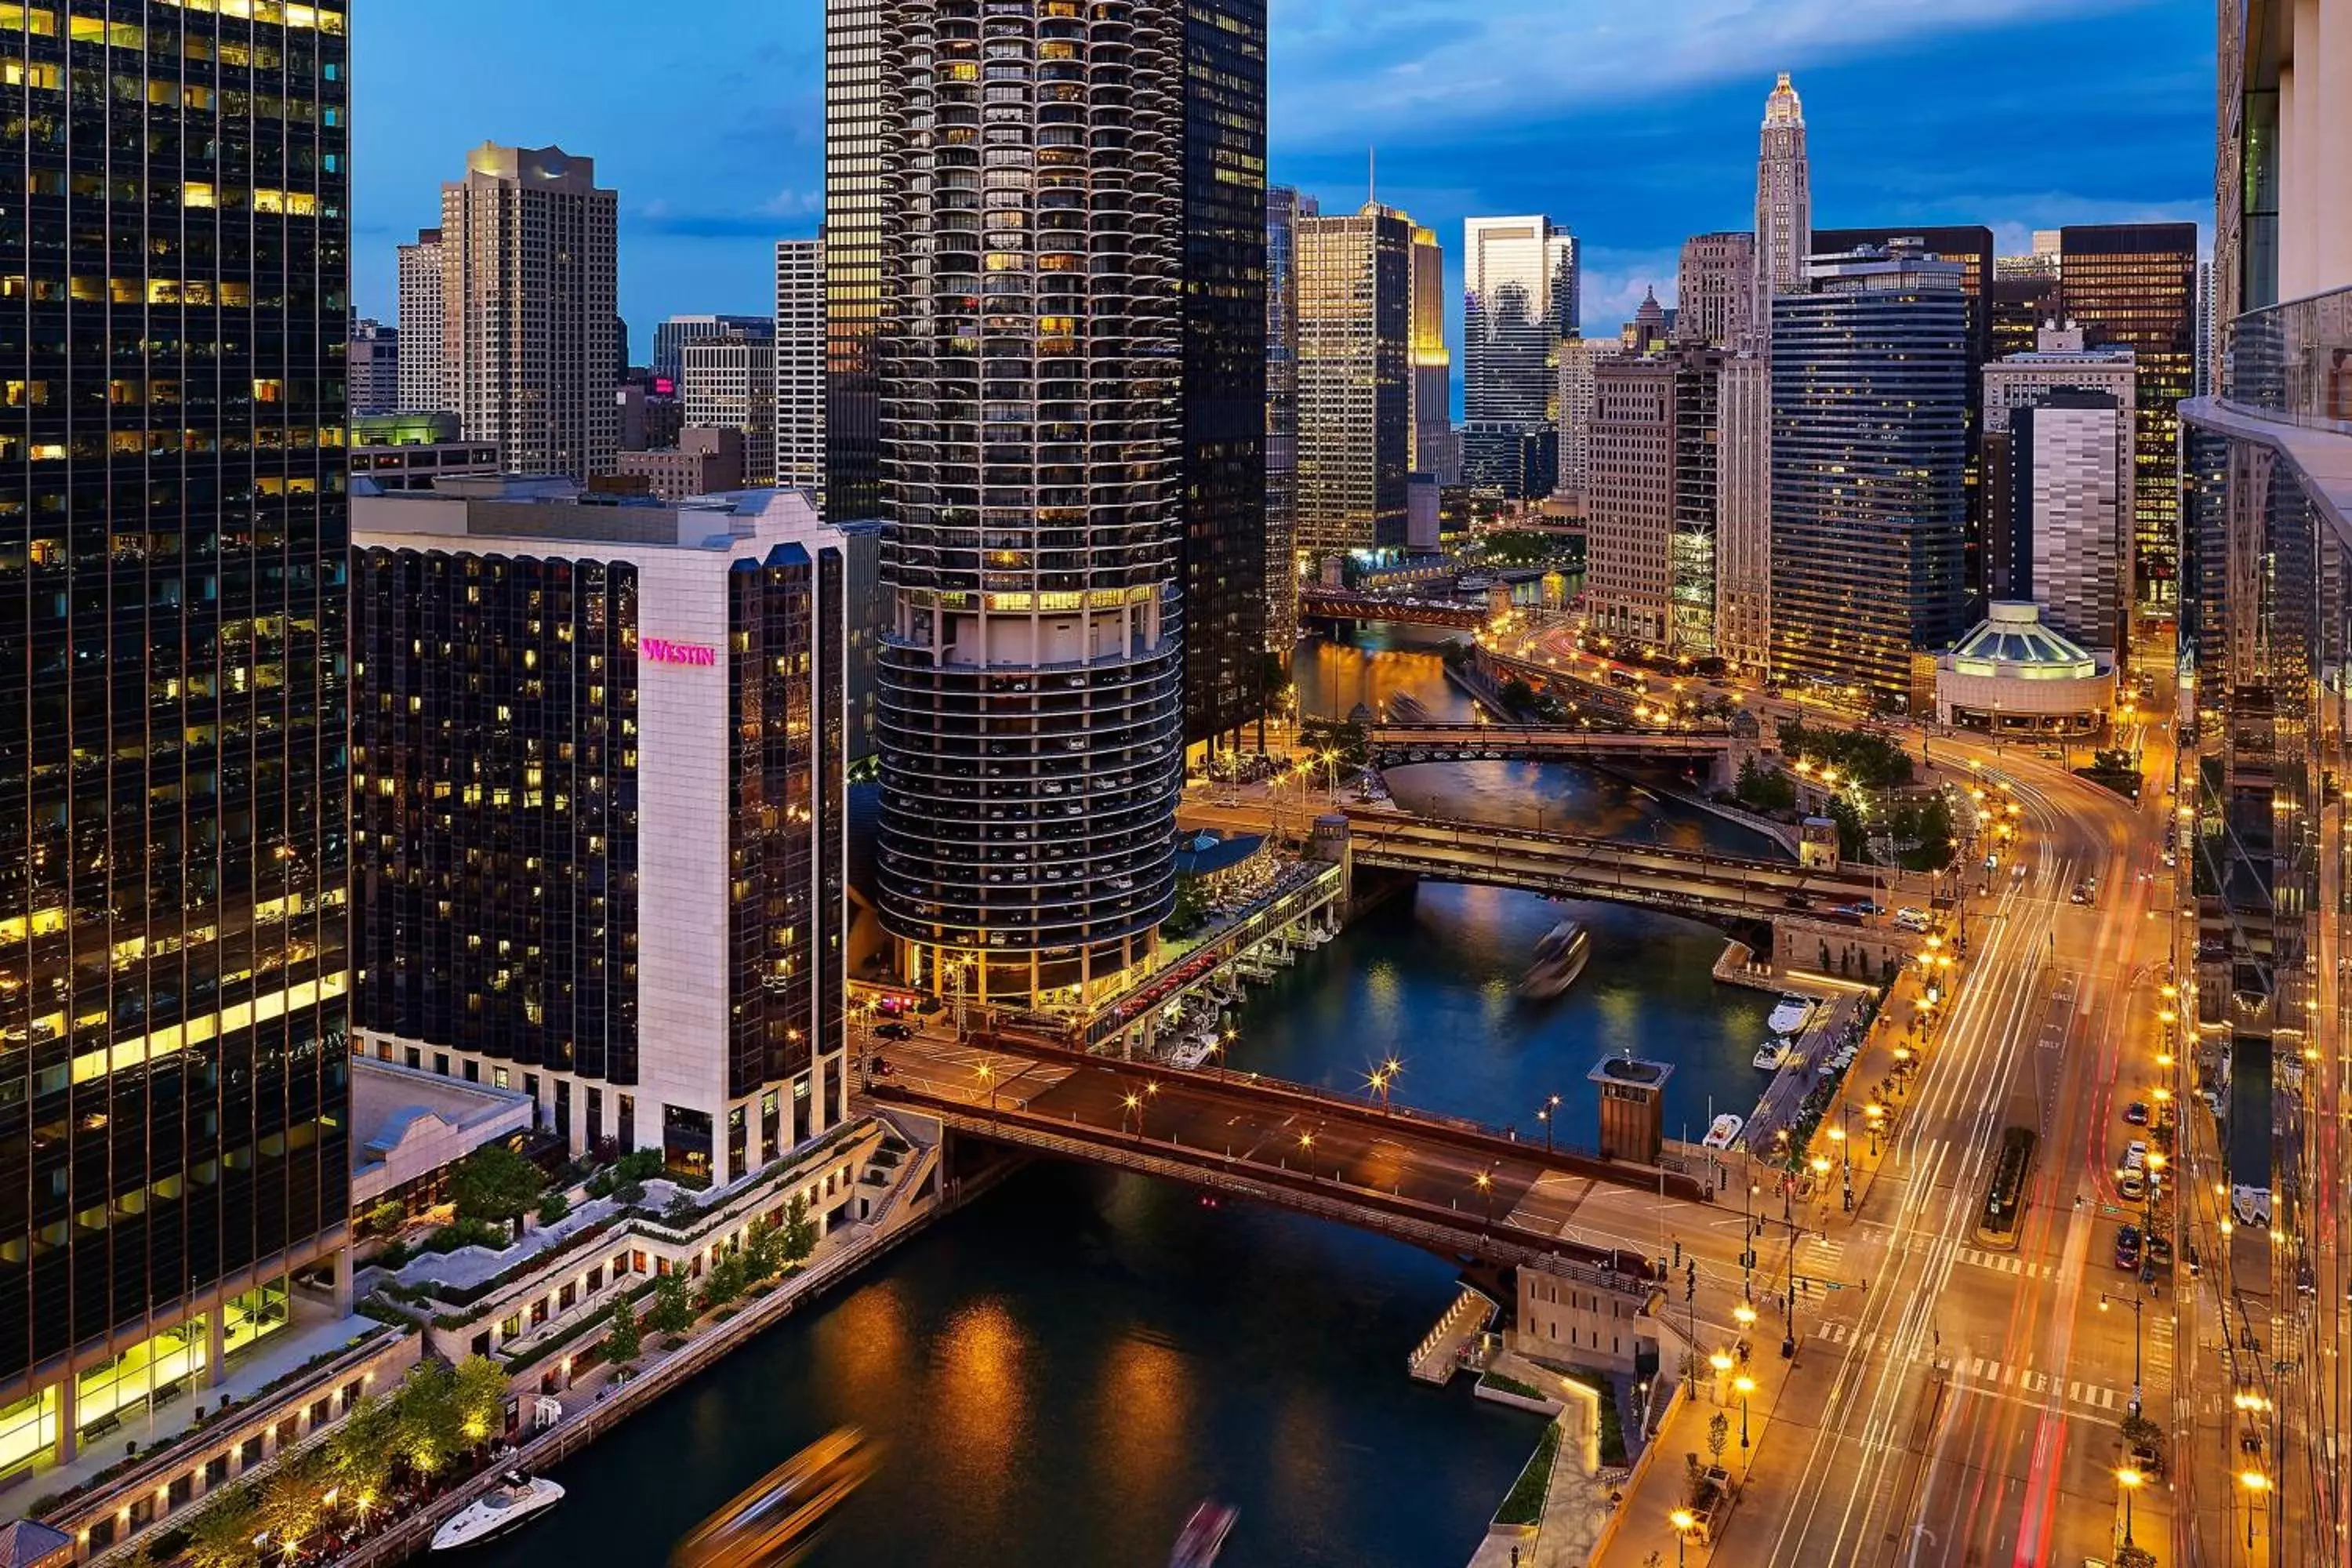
left=880, top=1087, right=1657, bottom=1287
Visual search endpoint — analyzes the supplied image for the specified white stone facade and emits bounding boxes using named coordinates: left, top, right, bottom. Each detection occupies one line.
left=775, top=240, right=826, bottom=495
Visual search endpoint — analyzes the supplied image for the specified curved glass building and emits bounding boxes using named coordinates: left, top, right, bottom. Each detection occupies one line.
left=871, top=0, right=1189, bottom=1005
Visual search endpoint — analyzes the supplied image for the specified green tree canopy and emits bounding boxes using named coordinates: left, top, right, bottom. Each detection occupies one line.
left=450, top=1145, right=543, bottom=1229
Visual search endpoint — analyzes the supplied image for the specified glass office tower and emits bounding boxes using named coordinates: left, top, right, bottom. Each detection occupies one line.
left=1769, top=241, right=1969, bottom=710
left=0, top=1, right=352, bottom=1469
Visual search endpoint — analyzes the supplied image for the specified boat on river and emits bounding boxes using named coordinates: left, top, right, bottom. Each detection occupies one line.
left=672, top=1428, right=875, bottom=1568
left=1701, top=1113, right=1745, bottom=1151
left=1520, top=920, right=1591, bottom=1000
left=1751, top=1040, right=1792, bottom=1071
left=430, top=1472, right=564, bottom=1552
left=1171, top=1500, right=1237, bottom=1567
left=1767, top=995, right=1815, bottom=1036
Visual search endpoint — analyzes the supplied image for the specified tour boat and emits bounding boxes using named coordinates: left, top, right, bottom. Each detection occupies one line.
left=430, top=1472, right=564, bottom=1552
left=1752, top=1040, right=1791, bottom=1071
left=1766, top=995, right=1814, bottom=1036
left=671, top=1428, right=874, bottom=1568
left=1170, top=1500, right=1238, bottom=1568
left=1702, top=1113, right=1745, bottom=1151
left=1520, top=920, right=1592, bottom=1000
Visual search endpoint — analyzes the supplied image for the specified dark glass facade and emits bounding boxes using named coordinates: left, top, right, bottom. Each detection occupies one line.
left=2057, top=223, right=2198, bottom=613
left=1179, top=0, right=1266, bottom=748
left=1769, top=251, right=1969, bottom=709
left=822, top=0, right=884, bottom=523
left=350, top=552, right=641, bottom=1083
left=0, top=1, right=352, bottom=1388
left=1262, top=186, right=1308, bottom=654
left=725, top=543, right=844, bottom=1102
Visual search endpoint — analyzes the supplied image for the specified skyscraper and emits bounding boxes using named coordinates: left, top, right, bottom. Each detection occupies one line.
left=1178, top=0, right=1270, bottom=750
left=351, top=483, right=851, bottom=1185
left=682, top=331, right=779, bottom=488
left=2181, top=12, right=2352, bottom=1550
left=441, top=143, right=620, bottom=483
left=775, top=241, right=827, bottom=496
left=1981, top=325, right=2136, bottom=652
left=869, top=0, right=1196, bottom=1004
left=652, top=314, right=775, bottom=388
left=348, top=319, right=401, bottom=419
left=1675, top=231, right=1757, bottom=349
left=1769, top=241, right=1969, bottom=708
left=1297, top=204, right=1414, bottom=556
left=1753, top=73, right=1811, bottom=304
left=1813, top=227, right=1994, bottom=601
left=0, top=0, right=352, bottom=1469
left=1585, top=348, right=1722, bottom=652
left=1715, top=352, right=1773, bottom=679
left=2054, top=223, right=2198, bottom=615
left=1553, top=337, right=1618, bottom=503
left=1461, top=216, right=1577, bottom=497
left=823, top=0, right=887, bottom=524
left=1409, top=224, right=1452, bottom=477
left=396, top=227, right=445, bottom=415
left=1265, top=187, right=1316, bottom=655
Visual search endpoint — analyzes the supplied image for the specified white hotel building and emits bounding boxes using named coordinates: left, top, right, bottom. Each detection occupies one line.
left=350, top=477, right=853, bottom=1185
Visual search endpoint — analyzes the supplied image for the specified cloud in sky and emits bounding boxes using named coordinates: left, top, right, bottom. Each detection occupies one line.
left=355, top=0, right=2209, bottom=357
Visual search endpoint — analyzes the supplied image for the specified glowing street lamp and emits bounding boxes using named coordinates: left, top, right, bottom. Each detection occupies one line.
left=1670, top=1508, right=1697, bottom=1566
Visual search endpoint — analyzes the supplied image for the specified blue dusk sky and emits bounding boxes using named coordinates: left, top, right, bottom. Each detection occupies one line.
left=353, top=0, right=2211, bottom=363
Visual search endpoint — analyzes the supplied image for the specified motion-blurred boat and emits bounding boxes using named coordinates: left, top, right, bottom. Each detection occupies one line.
left=1171, top=1500, right=1237, bottom=1567
left=672, top=1428, right=875, bottom=1568
left=1521, top=920, right=1591, bottom=1000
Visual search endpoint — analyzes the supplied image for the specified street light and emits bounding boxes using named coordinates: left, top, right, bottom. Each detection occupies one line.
left=1670, top=1508, right=1696, bottom=1567
left=2114, top=1466, right=2143, bottom=1548
left=2100, top=1290, right=2145, bottom=1415
left=1734, top=1373, right=1756, bottom=1476
left=1298, top=1129, right=1316, bottom=1180
left=2241, top=1468, right=2269, bottom=1550
left=1122, top=1091, right=1143, bottom=1137
left=1475, top=1168, right=1495, bottom=1224
left=975, top=1061, right=999, bottom=1120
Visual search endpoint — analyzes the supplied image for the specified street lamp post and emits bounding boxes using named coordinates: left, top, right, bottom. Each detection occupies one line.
left=2100, top=1290, right=2145, bottom=1416
left=1670, top=1508, right=1695, bottom=1568
left=1475, top=1168, right=1495, bottom=1225
left=1734, top=1373, right=1755, bottom=1479
left=2114, top=1466, right=2143, bottom=1549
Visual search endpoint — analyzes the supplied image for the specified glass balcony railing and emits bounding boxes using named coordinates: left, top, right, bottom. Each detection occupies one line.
left=2225, top=282, right=2352, bottom=433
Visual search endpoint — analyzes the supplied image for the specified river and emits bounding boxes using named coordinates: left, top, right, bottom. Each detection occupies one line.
left=479, top=629, right=1784, bottom=1568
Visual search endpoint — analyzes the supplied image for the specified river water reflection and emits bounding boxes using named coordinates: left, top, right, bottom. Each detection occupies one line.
left=481, top=628, right=1782, bottom=1568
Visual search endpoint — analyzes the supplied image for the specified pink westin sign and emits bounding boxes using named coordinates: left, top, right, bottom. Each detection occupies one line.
left=643, top=637, right=717, bottom=667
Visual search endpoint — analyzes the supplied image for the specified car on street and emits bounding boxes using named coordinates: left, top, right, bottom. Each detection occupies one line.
left=2147, top=1233, right=2172, bottom=1267
left=2114, top=1225, right=2142, bottom=1269
left=2070, top=880, right=2096, bottom=905
left=2118, top=1171, right=2146, bottom=1201
left=1894, top=906, right=1932, bottom=933
left=2123, top=1102, right=2151, bottom=1126
left=873, top=1022, right=915, bottom=1041
left=2122, top=1139, right=2147, bottom=1171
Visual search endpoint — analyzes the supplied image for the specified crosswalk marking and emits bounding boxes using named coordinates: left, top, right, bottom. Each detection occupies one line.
left=1954, top=1245, right=2058, bottom=1279
left=1810, top=1324, right=2140, bottom=1414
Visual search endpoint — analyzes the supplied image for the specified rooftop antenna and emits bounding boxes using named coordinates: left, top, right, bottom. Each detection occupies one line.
left=1367, top=146, right=1376, bottom=208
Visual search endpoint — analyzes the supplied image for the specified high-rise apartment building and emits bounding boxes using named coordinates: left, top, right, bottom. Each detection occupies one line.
left=441, top=144, right=621, bottom=484
left=867, top=0, right=1208, bottom=1004
left=1675, top=231, right=1757, bottom=349
left=348, top=318, right=401, bottom=418
left=1554, top=337, right=1618, bottom=503
left=1981, top=325, right=2136, bottom=651
left=351, top=482, right=851, bottom=1185
left=1769, top=241, right=1969, bottom=708
left=1991, top=272, right=2061, bottom=360
left=1715, top=352, right=1773, bottom=679
left=652, top=314, right=774, bottom=389
left=396, top=227, right=445, bottom=414
left=1178, top=0, right=1269, bottom=750
left=775, top=241, right=826, bottom=496
left=1753, top=73, right=1811, bottom=304
left=2055, top=223, right=2198, bottom=614
left=1297, top=204, right=1414, bottom=556
left=1410, top=224, right=1452, bottom=477
left=1461, top=216, right=1577, bottom=497
left=1584, top=348, right=1722, bottom=652
left=0, top=1, right=352, bottom=1476
left=1265, top=187, right=1316, bottom=654
left=2179, top=11, right=2352, bottom=1555
left=682, top=331, right=778, bottom=488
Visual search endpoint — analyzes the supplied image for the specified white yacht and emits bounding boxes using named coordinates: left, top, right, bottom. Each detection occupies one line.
left=1752, top=1040, right=1791, bottom=1072
left=430, top=1472, right=564, bottom=1552
left=1766, top=995, right=1814, bottom=1036
left=1701, top=1113, right=1745, bottom=1151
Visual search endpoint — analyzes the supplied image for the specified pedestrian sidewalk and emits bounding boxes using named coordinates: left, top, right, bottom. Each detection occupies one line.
left=1595, top=1341, right=1791, bottom=1566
